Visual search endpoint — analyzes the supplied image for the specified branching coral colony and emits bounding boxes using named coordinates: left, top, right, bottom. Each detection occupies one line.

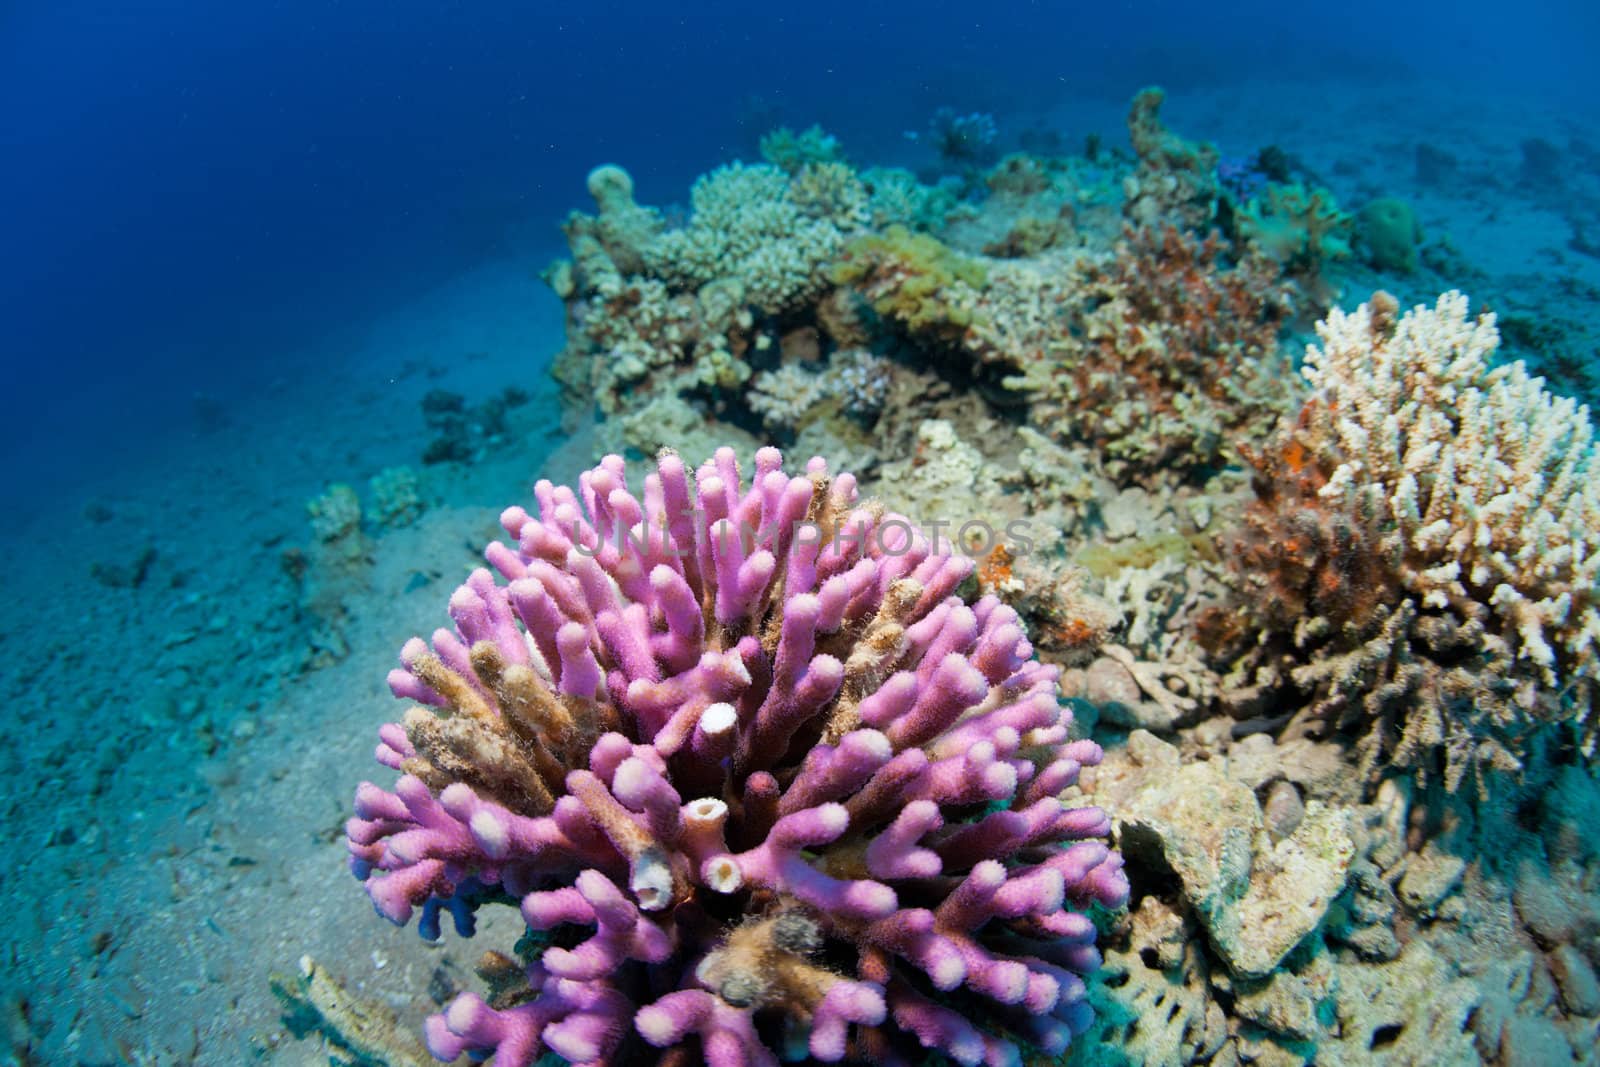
left=347, top=448, right=1129, bottom=1066
left=1212, top=292, right=1600, bottom=794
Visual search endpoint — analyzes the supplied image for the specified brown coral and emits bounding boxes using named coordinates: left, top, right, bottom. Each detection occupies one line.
left=1227, top=408, right=1399, bottom=632
left=1005, top=225, right=1297, bottom=485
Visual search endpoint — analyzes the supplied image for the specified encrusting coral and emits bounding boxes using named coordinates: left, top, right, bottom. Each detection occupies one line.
left=1215, top=291, right=1600, bottom=794
left=828, top=225, right=989, bottom=347
left=346, top=447, right=1129, bottom=1066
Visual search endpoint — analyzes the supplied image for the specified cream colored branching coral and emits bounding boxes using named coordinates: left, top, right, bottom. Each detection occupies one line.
left=1215, top=290, right=1600, bottom=795
left=1303, top=290, right=1600, bottom=692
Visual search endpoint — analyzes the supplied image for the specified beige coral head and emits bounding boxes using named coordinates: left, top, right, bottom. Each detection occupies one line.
left=586, top=164, right=636, bottom=214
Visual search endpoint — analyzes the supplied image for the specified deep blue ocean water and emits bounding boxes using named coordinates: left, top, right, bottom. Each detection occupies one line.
left=3, top=1, right=1596, bottom=501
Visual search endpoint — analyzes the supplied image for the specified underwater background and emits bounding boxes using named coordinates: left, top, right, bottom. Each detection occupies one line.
left=4, top=1, right=1600, bottom=1064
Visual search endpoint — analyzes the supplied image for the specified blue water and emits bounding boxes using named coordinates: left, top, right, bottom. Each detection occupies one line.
left=4, top=0, right=1595, bottom=500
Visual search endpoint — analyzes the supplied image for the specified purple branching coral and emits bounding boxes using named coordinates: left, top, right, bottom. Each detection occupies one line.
left=346, top=447, right=1129, bottom=1066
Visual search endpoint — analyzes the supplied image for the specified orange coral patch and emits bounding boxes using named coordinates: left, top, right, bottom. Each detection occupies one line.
left=977, top=544, right=1014, bottom=591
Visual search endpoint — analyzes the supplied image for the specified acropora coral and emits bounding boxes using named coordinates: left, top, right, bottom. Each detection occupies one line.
left=1217, top=291, right=1600, bottom=793
left=347, top=447, right=1129, bottom=1065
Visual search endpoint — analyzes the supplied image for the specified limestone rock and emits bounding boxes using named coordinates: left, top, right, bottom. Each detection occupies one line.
left=1225, top=733, right=1282, bottom=792
left=1498, top=1014, right=1582, bottom=1067
left=1229, top=1033, right=1310, bottom=1067
left=1514, top=858, right=1600, bottom=947
left=1397, top=843, right=1467, bottom=916
left=1212, top=803, right=1356, bottom=979
left=1118, top=759, right=1261, bottom=942
left=1548, top=944, right=1600, bottom=1017
left=1274, top=737, right=1352, bottom=800
left=1318, top=941, right=1479, bottom=1066
left=1118, top=755, right=1356, bottom=978
left=1068, top=898, right=1227, bottom=1067
left=1081, top=655, right=1143, bottom=708
left=1087, top=655, right=1185, bottom=732
left=1329, top=858, right=1401, bottom=962
left=1227, top=954, right=1335, bottom=1043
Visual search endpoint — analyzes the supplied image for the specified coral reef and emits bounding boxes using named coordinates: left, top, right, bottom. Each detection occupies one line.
left=548, top=159, right=874, bottom=447
left=298, top=87, right=1600, bottom=1067
left=346, top=448, right=1129, bottom=1065
left=543, top=90, right=1302, bottom=497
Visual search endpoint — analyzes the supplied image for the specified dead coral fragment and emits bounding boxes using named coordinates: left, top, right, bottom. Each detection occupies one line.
left=271, top=956, right=432, bottom=1067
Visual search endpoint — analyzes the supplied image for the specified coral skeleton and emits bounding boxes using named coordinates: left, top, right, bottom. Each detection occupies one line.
left=347, top=447, right=1128, bottom=1066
